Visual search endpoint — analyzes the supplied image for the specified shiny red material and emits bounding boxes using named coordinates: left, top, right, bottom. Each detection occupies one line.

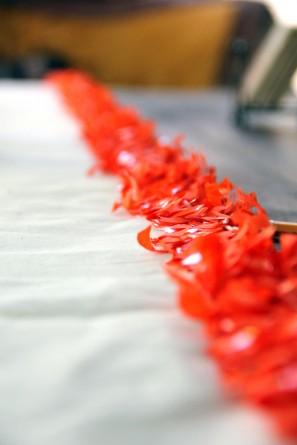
left=48, top=70, right=297, bottom=439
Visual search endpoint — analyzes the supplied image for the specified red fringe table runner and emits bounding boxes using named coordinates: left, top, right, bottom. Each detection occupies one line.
left=48, top=70, right=297, bottom=439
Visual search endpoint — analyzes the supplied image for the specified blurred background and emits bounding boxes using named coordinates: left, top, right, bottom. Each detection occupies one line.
left=0, top=0, right=273, bottom=88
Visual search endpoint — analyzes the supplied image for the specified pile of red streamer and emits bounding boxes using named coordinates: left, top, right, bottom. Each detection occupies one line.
left=48, top=70, right=297, bottom=439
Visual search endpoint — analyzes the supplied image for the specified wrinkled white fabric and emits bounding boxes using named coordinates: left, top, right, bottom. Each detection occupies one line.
left=0, top=82, right=282, bottom=445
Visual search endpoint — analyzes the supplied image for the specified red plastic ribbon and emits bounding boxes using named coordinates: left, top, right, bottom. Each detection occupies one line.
left=48, top=70, right=297, bottom=439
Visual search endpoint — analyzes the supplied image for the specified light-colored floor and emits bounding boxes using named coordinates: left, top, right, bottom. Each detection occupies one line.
left=0, top=79, right=286, bottom=445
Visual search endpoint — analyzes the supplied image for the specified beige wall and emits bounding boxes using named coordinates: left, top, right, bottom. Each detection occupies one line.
left=0, top=3, right=237, bottom=87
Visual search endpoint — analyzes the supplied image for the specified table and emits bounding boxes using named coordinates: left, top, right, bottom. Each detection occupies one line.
left=0, top=81, right=296, bottom=445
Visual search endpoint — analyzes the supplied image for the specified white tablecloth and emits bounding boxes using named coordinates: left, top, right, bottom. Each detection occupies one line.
left=0, top=81, right=283, bottom=445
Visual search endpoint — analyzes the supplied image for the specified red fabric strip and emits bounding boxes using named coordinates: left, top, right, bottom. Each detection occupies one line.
left=48, top=70, right=297, bottom=439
